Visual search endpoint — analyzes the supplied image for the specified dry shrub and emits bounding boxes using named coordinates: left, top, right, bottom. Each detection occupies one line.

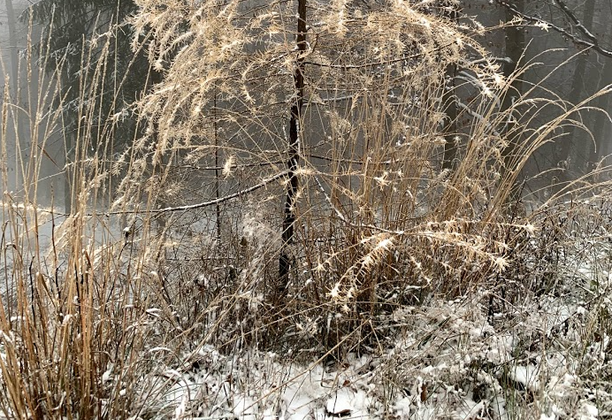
left=0, top=21, right=169, bottom=418
left=121, top=0, right=608, bottom=351
left=0, top=1, right=611, bottom=418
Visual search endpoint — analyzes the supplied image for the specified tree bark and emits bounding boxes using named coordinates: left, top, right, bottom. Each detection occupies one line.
left=441, top=1, right=459, bottom=170
left=5, top=0, right=18, bottom=95
left=590, top=16, right=612, bottom=167
left=278, top=0, right=307, bottom=300
left=500, top=0, right=525, bottom=205
left=590, top=53, right=612, bottom=166
left=214, top=93, right=221, bottom=241
left=442, top=64, right=458, bottom=170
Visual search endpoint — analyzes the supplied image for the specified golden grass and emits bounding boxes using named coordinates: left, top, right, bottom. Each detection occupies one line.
left=0, top=1, right=609, bottom=418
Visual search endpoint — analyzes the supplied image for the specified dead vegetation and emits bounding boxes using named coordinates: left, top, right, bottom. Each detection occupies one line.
left=0, top=0, right=610, bottom=418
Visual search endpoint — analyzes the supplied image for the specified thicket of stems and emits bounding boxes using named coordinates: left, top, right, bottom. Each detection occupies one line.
left=0, top=1, right=609, bottom=418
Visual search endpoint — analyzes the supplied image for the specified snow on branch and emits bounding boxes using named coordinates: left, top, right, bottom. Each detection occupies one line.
left=110, top=171, right=289, bottom=215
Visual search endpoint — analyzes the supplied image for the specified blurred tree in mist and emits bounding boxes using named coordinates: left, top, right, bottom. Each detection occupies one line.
left=494, top=0, right=612, bottom=179
left=26, top=0, right=158, bottom=211
left=24, top=0, right=612, bottom=207
left=27, top=0, right=155, bottom=142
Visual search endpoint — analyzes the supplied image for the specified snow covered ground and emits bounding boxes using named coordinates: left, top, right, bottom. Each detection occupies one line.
left=2, top=200, right=611, bottom=419
left=130, top=288, right=611, bottom=420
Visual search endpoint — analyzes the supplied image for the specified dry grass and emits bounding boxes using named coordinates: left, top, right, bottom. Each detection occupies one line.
left=0, top=1, right=610, bottom=418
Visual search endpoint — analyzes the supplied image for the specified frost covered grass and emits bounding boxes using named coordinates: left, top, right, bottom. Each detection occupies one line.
left=53, top=279, right=612, bottom=420
left=0, top=1, right=612, bottom=419
left=118, top=220, right=612, bottom=420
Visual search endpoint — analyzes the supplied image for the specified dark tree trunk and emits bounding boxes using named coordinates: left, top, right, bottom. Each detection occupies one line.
left=590, top=56, right=612, bottom=165
left=5, top=0, right=18, bottom=95
left=278, top=0, right=307, bottom=300
left=500, top=0, right=525, bottom=205
left=214, top=94, right=222, bottom=241
left=442, top=64, right=458, bottom=170
left=65, top=134, right=73, bottom=214
left=441, top=1, right=459, bottom=170
left=590, top=20, right=612, bottom=167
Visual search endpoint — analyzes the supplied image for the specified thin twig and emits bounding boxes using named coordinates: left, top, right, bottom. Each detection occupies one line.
left=133, top=171, right=288, bottom=214
left=496, top=0, right=612, bottom=58
left=24, top=172, right=288, bottom=217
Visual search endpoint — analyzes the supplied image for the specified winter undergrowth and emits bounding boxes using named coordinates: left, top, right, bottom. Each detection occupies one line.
left=0, top=1, right=611, bottom=419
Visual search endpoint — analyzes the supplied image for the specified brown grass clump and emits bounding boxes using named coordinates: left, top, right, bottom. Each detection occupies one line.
left=121, top=0, right=601, bottom=344
left=0, top=1, right=609, bottom=418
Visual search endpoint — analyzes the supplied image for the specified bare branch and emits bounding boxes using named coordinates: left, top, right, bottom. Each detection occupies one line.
left=555, top=0, right=598, bottom=44
left=147, top=171, right=288, bottom=214
left=496, top=0, right=612, bottom=58
left=106, top=171, right=288, bottom=215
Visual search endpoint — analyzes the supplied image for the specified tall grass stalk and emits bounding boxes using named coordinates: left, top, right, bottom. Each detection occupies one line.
left=0, top=20, right=167, bottom=418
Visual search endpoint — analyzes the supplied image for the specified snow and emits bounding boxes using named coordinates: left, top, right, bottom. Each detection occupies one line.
left=326, top=388, right=369, bottom=417
left=457, top=400, right=487, bottom=419
left=578, top=402, right=599, bottom=420
left=510, top=364, right=540, bottom=392
left=4, top=202, right=612, bottom=419
left=121, top=285, right=612, bottom=419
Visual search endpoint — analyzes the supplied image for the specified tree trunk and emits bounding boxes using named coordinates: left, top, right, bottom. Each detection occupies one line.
left=214, top=93, right=221, bottom=241
left=590, top=55, right=612, bottom=166
left=441, top=63, right=458, bottom=170
left=441, top=1, right=459, bottom=170
left=500, top=0, right=525, bottom=206
left=590, top=19, right=612, bottom=167
left=5, top=0, right=18, bottom=95
left=278, top=0, right=307, bottom=301
left=556, top=0, right=595, bottom=177
left=5, top=0, right=24, bottom=199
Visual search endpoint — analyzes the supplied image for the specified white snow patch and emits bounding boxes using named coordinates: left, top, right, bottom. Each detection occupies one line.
left=578, top=401, right=598, bottom=420
left=510, top=364, right=540, bottom=391
left=326, top=387, right=354, bottom=415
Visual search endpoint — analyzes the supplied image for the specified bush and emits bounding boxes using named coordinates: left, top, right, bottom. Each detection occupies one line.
left=0, top=1, right=611, bottom=418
